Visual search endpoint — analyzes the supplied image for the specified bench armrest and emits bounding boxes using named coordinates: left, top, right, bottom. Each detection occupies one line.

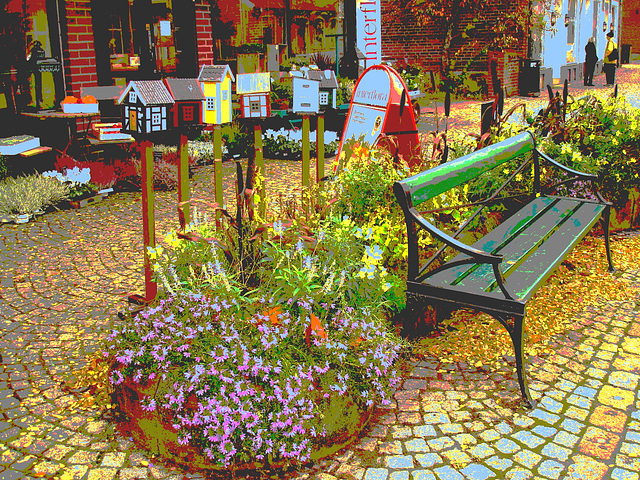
left=410, top=207, right=503, bottom=265
left=537, top=150, right=598, bottom=181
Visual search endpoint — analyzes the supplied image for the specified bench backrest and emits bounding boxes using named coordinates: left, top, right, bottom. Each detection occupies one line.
left=394, top=131, right=536, bottom=209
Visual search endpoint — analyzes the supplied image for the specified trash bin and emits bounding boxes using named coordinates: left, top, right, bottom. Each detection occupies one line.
left=518, top=58, right=541, bottom=96
left=621, top=44, right=631, bottom=64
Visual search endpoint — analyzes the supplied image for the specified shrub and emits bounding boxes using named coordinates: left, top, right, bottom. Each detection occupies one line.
left=332, top=139, right=409, bottom=223
left=0, top=174, right=70, bottom=215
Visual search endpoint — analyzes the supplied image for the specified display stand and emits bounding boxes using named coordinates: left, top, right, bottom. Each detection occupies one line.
left=338, top=65, right=420, bottom=168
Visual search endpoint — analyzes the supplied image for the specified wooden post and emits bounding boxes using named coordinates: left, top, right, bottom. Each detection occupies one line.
left=254, top=121, right=265, bottom=217
left=213, top=124, right=223, bottom=212
left=302, top=114, right=310, bottom=188
left=178, top=133, right=190, bottom=225
left=316, top=114, right=325, bottom=183
left=140, top=140, right=157, bottom=302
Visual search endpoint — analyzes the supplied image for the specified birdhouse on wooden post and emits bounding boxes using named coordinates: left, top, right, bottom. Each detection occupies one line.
left=292, top=74, right=320, bottom=114
left=197, top=65, right=235, bottom=125
left=164, top=78, right=205, bottom=129
left=118, top=80, right=174, bottom=135
left=236, top=72, right=271, bottom=119
left=308, top=69, right=339, bottom=111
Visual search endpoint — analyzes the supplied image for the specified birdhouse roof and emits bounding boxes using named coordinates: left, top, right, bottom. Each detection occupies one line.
left=198, top=64, right=235, bottom=83
left=118, top=80, right=175, bottom=105
left=164, top=78, right=205, bottom=101
left=307, top=69, right=338, bottom=89
left=236, top=72, right=271, bottom=94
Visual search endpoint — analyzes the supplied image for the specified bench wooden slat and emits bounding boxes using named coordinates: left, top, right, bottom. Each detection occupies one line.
left=426, top=198, right=605, bottom=300
left=490, top=201, right=605, bottom=301
left=423, top=197, right=556, bottom=286
left=445, top=198, right=580, bottom=287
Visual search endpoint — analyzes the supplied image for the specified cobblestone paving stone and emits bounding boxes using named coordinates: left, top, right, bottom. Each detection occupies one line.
left=1, top=66, right=640, bottom=479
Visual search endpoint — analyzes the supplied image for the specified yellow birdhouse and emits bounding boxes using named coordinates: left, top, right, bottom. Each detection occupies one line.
left=197, top=64, right=235, bottom=125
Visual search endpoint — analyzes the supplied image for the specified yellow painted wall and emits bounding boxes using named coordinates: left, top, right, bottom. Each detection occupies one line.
left=220, top=77, right=232, bottom=124
left=201, top=75, right=232, bottom=124
left=202, top=81, right=217, bottom=124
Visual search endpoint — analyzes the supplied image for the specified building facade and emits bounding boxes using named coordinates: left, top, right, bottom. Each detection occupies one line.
left=621, top=0, right=640, bottom=60
left=1, top=0, right=215, bottom=114
left=538, top=0, right=621, bottom=83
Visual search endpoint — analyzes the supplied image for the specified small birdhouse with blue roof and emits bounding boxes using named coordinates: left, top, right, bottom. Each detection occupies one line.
left=118, top=80, right=174, bottom=135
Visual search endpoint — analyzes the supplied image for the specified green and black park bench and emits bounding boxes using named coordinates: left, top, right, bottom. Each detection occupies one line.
left=394, top=131, right=614, bottom=407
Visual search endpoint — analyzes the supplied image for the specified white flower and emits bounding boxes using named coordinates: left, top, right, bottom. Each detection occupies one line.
left=42, top=170, right=65, bottom=182
left=65, top=166, right=91, bottom=184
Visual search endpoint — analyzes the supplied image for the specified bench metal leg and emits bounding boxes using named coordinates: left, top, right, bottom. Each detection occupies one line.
left=496, top=313, right=535, bottom=409
left=603, top=206, right=615, bottom=272
left=403, top=293, right=446, bottom=338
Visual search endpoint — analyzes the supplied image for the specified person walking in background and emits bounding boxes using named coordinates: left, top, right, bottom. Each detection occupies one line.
left=584, top=37, right=597, bottom=86
left=603, top=31, right=618, bottom=86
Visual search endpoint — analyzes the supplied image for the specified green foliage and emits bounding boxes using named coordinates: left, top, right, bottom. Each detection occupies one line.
left=309, top=52, right=336, bottom=71
left=270, top=79, right=292, bottom=110
left=0, top=173, right=70, bottom=215
left=336, top=78, right=355, bottom=106
left=533, top=94, right=640, bottom=206
left=221, top=123, right=252, bottom=159
left=0, top=155, right=6, bottom=180
left=332, top=138, right=410, bottom=222
left=236, top=43, right=265, bottom=54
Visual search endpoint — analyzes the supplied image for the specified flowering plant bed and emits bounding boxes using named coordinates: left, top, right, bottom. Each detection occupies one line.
left=110, top=295, right=379, bottom=469
left=107, top=194, right=406, bottom=469
left=109, top=294, right=400, bottom=469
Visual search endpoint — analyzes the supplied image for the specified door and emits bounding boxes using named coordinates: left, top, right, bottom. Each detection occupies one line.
left=130, top=108, right=137, bottom=132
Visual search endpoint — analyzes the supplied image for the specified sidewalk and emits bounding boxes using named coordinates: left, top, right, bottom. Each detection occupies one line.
left=0, top=63, right=639, bottom=480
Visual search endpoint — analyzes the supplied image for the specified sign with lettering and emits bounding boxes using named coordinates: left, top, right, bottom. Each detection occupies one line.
left=357, top=0, right=381, bottom=67
left=338, top=65, right=420, bottom=167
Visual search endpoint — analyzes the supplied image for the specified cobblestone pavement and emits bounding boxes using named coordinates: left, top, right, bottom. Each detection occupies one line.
left=1, top=65, right=640, bottom=479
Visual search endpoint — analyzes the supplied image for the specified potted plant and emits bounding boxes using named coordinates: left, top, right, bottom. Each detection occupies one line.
left=0, top=173, right=70, bottom=223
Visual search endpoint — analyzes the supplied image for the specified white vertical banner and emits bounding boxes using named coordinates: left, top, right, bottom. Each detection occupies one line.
left=356, top=0, right=381, bottom=67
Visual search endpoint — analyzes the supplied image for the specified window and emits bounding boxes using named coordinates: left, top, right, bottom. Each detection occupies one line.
left=182, top=106, right=194, bottom=122
left=319, top=91, right=329, bottom=105
left=222, top=90, right=228, bottom=101
left=250, top=100, right=261, bottom=113
left=129, top=91, right=137, bottom=103
left=152, top=112, right=162, bottom=125
left=206, top=97, right=216, bottom=110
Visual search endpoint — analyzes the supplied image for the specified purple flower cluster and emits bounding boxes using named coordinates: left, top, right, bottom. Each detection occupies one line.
left=106, top=293, right=403, bottom=467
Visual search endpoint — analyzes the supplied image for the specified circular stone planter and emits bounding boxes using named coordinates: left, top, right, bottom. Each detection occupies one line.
left=113, top=372, right=374, bottom=471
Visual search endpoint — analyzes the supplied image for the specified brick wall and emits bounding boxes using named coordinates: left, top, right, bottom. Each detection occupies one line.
left=621, top=0, right=640, bottom=59
left=195, top=0, right=215, bottom=66
left=381, top=0, right=528, bottom=92
left=488, top=50, right=519, bottom=96
left=63, top=0, right=98, bottom=96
